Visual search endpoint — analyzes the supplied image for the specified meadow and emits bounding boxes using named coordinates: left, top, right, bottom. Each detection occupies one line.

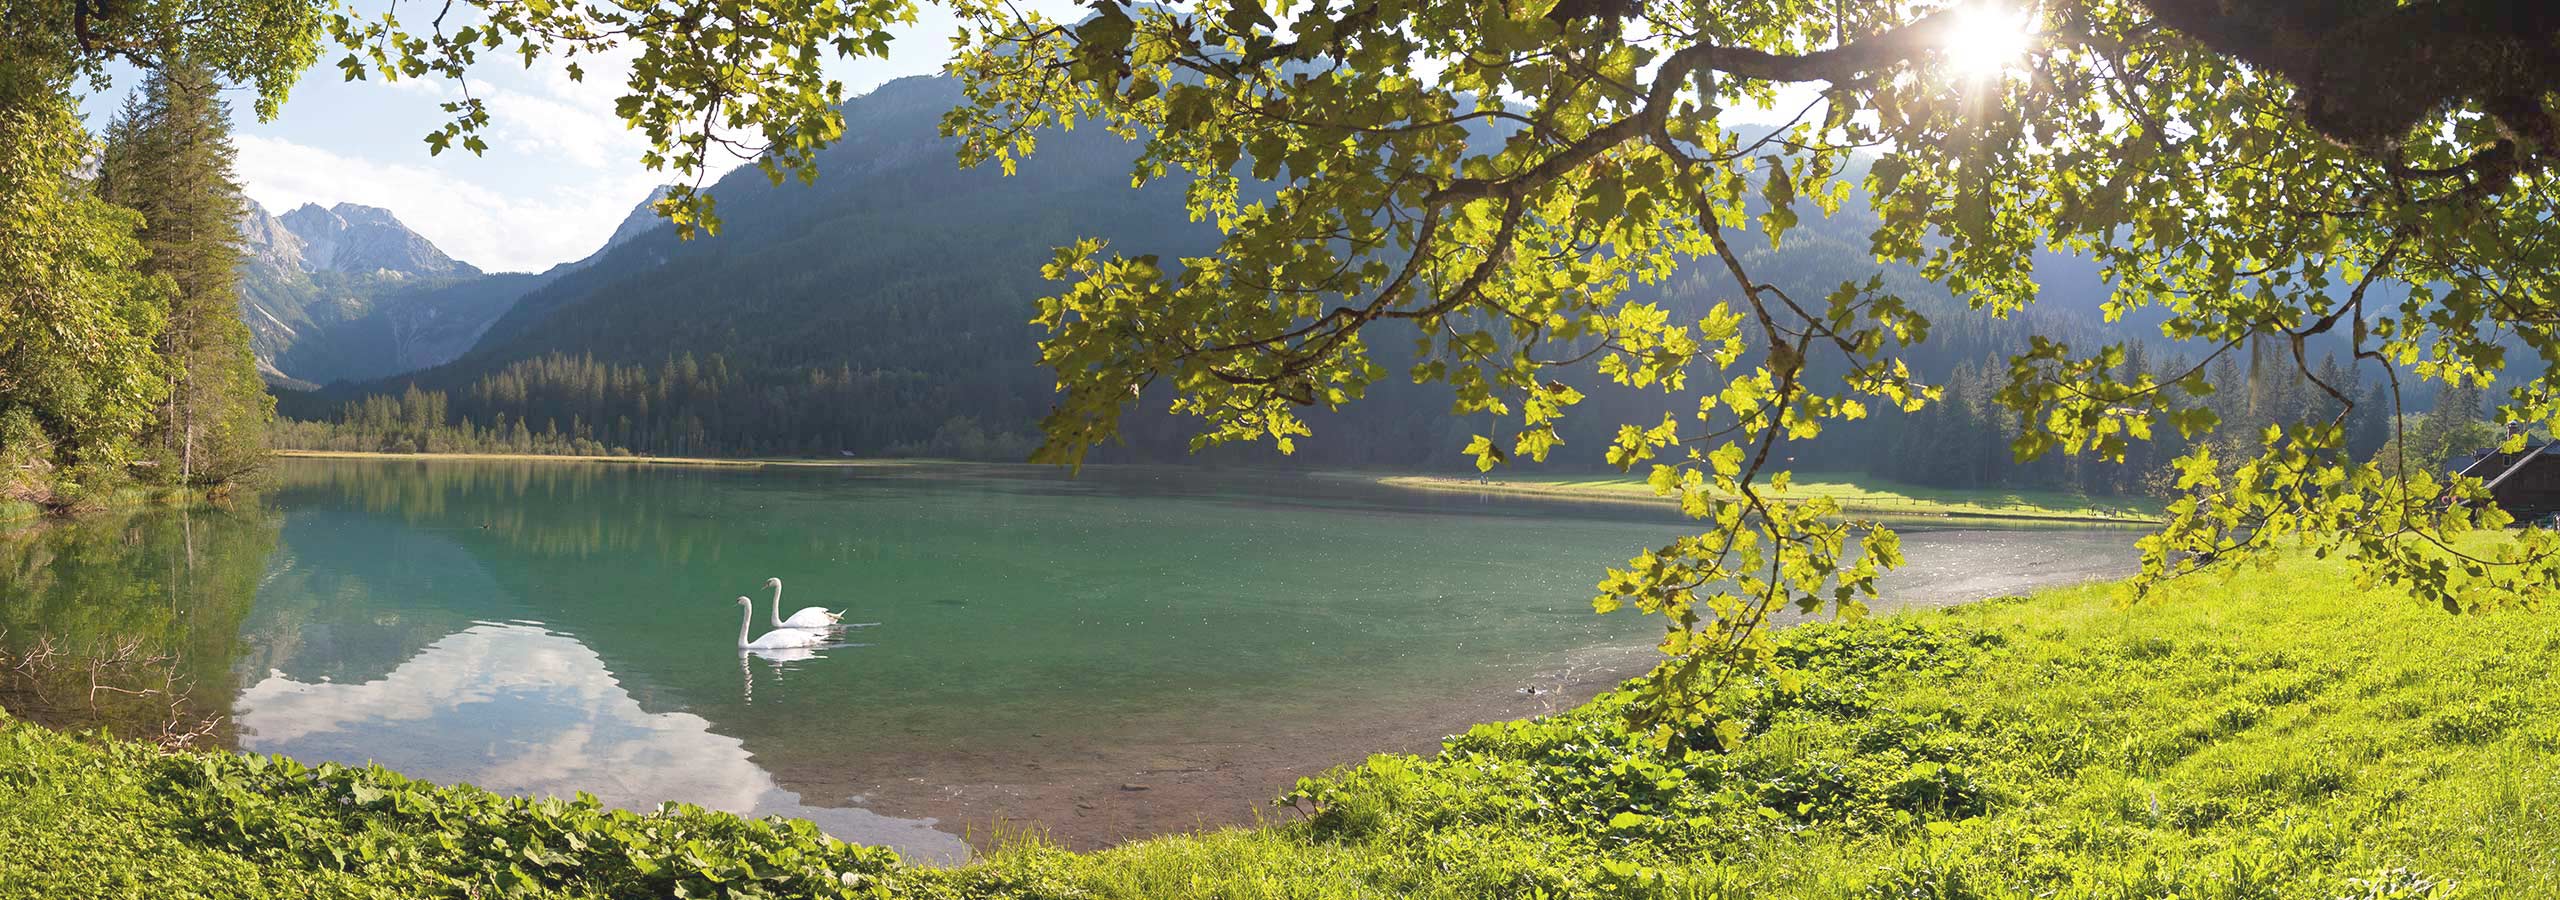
left=3, top=552, right=2551, bottom=898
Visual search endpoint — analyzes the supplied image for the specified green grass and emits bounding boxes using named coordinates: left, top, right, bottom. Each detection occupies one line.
left=5, top=554, right=2554, bottom=898
left=1381, top=470, right=2161, bottom=522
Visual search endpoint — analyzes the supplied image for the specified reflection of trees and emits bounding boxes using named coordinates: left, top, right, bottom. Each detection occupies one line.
left=272, top=459, right=744, bottom=562
left=0, top=505, right=280, bottom=742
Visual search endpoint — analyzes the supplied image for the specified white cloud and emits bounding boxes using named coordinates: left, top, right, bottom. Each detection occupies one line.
left=236, top=623, right=972, bottom=863
left=480, top=48, right=651, bottom=171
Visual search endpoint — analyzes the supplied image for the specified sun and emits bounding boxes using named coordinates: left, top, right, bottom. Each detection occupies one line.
left=1940, top=4, right=2035, bottom=80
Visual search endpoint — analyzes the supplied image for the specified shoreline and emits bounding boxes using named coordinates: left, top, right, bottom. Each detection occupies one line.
left=271, top=449, right=976, bottom=469
left=822, top=524, right=2140, bottom=852
left=269, top=451, right=2160, bottom=527
left=1377, top=473, right=2163, bottom=525
left=0, top=484, right=224, bottom=529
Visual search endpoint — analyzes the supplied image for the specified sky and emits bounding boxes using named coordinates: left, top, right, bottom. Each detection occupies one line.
left=72, top=5, right=1076, bottom=274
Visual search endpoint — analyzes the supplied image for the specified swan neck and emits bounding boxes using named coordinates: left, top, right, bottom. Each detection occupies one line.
left=769, top=581, right=785, bottom=626
left=739, top=603, right=753, bottom=647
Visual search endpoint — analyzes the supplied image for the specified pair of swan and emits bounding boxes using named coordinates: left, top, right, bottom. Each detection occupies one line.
left=736, top=577, right=847, bottom=649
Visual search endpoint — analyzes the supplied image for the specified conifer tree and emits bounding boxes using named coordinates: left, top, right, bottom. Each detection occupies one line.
left=97, top=57, right=272, bottom=487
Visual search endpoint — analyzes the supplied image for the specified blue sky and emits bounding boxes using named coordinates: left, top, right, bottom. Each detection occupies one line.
left=73, top=5, right=1076, bottom=273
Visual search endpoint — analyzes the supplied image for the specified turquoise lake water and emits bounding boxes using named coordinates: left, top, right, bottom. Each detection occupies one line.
left=0, top=459, right=2139, bottom=859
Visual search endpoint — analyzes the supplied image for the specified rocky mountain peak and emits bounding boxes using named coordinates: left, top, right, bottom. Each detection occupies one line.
left=274, top=201, right=479, bottom=279
left=236, top=199, right=307, bottom=274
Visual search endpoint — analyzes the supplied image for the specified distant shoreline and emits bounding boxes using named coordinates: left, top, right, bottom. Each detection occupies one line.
left=1376, top=474, right=2162, bottom=525
left=269, top=452, right=2160, bottom=525
left=271, top=449, right=994, bottom=470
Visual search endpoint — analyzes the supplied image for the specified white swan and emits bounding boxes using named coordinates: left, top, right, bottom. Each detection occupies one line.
left=737, top=596, right=824, bottom=649
left=766, top=577, right=844, bottom=630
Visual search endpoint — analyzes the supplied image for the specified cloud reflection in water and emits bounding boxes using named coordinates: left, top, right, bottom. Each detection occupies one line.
left=235, top=623, right=968, bottom=863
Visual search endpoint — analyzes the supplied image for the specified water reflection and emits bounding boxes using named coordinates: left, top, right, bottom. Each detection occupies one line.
left=0, top=505, right=276, bottom=742
left=237, top=623, right=968, bottom=863
left=741, top=645, right=862, bottom=704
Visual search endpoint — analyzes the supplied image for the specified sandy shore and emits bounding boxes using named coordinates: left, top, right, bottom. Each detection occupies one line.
left=1378, top=474, right=2163, bottom=524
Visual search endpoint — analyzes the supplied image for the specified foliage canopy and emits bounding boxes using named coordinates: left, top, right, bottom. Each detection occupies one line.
left=929, top=0, right=2560, bottom=728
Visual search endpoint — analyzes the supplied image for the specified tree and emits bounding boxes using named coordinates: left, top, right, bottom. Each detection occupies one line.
left=934, top=1, right=2560, bottom=728
left=97, top=58, right=273, bottom=487
left=0, top=61, right=169, bottom=499
left=4, top=0, right=915, bottom=494
left=4, top=0, right=311, bottom=501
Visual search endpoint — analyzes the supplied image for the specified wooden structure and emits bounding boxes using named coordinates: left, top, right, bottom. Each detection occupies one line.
left=2450, top=438, right=2560, bottom=523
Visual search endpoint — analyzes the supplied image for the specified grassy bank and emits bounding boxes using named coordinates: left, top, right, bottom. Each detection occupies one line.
left=1382, top=471, right=2162, bottom=523
left=0, top=483, right=218, bottom=528
left=5, top=554, right=2553, bottom=898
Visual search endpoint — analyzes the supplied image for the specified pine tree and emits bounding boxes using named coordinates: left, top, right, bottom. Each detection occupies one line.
left=2312, top=353, right=2351, bottom=418
left=96, top=58, right=272, bottom=486
left=2351, top=380, right=2392, bottom=460
left=2207, top=354, right=2250, bottom=437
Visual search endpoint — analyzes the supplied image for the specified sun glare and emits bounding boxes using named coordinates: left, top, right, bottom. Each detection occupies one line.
left=1941, top=5, right=2034, bottom=81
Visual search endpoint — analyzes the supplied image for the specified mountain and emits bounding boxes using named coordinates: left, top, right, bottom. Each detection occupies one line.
left=278, top=76, right=1238, bottom=456
left=236, top=196, right=662, bottom=387
left=289, top=76, right=2399, bottom=486
left=571, top=186, right=674, bottom=269
left=275, top=75, right=2136, bottom=465
left=273, top=202, right=478, bottom=278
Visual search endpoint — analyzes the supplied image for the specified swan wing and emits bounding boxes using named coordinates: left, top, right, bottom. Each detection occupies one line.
left=780, top=607, right=836, bottom=629
left=746, top=627, right=823, bottom=649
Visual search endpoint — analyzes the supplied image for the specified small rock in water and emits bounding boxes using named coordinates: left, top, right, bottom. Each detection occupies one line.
left=1119, top=783, right=1150, bottom=792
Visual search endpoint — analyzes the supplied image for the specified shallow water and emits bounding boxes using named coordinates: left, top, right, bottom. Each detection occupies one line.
left=0, top=459, right=2139, bottom=860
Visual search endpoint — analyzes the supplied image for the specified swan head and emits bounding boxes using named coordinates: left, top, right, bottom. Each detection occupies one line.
left=765, top=577, right=782, bottom=587
left=735, top=596, right=753, bottom=606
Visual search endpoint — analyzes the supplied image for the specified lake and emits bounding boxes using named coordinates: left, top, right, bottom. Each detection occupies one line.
left=0, top=458, right=2140, bottom=862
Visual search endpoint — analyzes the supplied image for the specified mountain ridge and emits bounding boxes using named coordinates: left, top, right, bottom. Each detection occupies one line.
left=280, top=75, right=2124, bottom=466
left=235, top=192, right=663, bottom=387
left=270, top=201, right=478, bottom=278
